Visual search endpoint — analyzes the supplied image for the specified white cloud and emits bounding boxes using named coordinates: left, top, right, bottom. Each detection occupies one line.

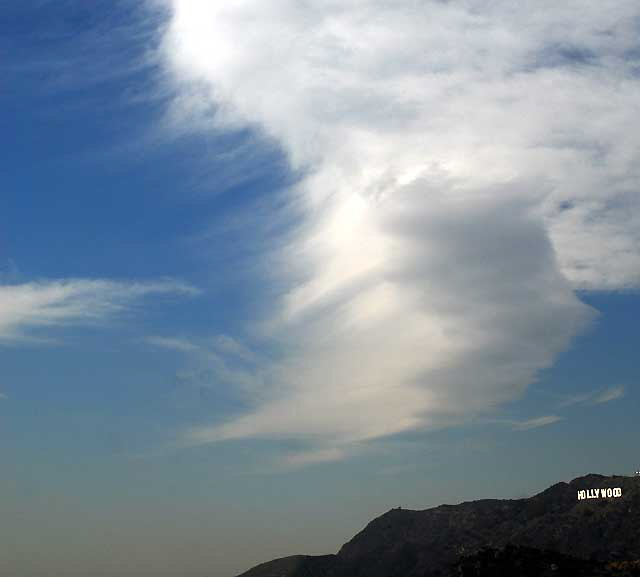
left=513, top=415, right=563, bottom=431
left=281, top=447, right=350, bottom=468
left=144, top=335, right=202, bottom=354
left=0, top=279, right=197, bottom=345
left=157, top=0, right=640, bottom=460
left=591, top=385, right=626, bottom=405
left=0, top=392, right=7, bottom=400
left=146, top=334, right=265, bottom=399
left=555, top=384, right=627, bottom=407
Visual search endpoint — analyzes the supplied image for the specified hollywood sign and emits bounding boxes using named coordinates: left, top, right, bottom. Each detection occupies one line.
left=577, top=487, right=623, bottom=501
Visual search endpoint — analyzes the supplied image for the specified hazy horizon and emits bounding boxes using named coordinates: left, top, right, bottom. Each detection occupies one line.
left=2, top=1, right=639, bottom=576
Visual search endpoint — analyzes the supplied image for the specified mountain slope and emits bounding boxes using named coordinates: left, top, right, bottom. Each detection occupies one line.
left=236, top=474, right=640, bottom=577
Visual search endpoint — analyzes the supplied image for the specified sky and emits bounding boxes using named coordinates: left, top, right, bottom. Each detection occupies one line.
left=1, top=1, right=639, bottom=576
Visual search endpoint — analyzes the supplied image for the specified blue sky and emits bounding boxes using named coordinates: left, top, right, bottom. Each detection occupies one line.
left=2, top=2, right=639, bottom=576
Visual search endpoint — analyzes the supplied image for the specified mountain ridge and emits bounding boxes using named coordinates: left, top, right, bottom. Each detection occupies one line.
left=236, top=473, right=640, bottom=577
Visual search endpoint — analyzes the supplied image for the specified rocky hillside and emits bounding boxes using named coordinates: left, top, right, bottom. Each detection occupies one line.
left=236, top=474, right=640, bottom=577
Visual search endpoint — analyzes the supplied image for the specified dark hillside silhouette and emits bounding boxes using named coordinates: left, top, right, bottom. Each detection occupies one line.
left=237, top=474, right=640, bottom=577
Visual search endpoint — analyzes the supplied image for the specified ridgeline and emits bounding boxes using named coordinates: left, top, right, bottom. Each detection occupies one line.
left=237, top=474, right=640, bottom=577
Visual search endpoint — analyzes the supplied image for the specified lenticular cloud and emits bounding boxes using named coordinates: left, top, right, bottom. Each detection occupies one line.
left=159, top=0, right=640, bottom=462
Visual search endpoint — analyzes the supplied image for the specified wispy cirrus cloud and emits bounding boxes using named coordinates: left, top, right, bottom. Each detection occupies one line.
left=144, top=335, right=202, bottom=354
left=556, top=385, right=627, bottom=408
left=512, top=415, right=563, bottom=431
left=592, top=385, right=626, bottom=405
left=155, top=0, right=640, bottom=463
left=0, top=279, right=197, bottom=345
left=145, top=334, right=264, bottom=400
